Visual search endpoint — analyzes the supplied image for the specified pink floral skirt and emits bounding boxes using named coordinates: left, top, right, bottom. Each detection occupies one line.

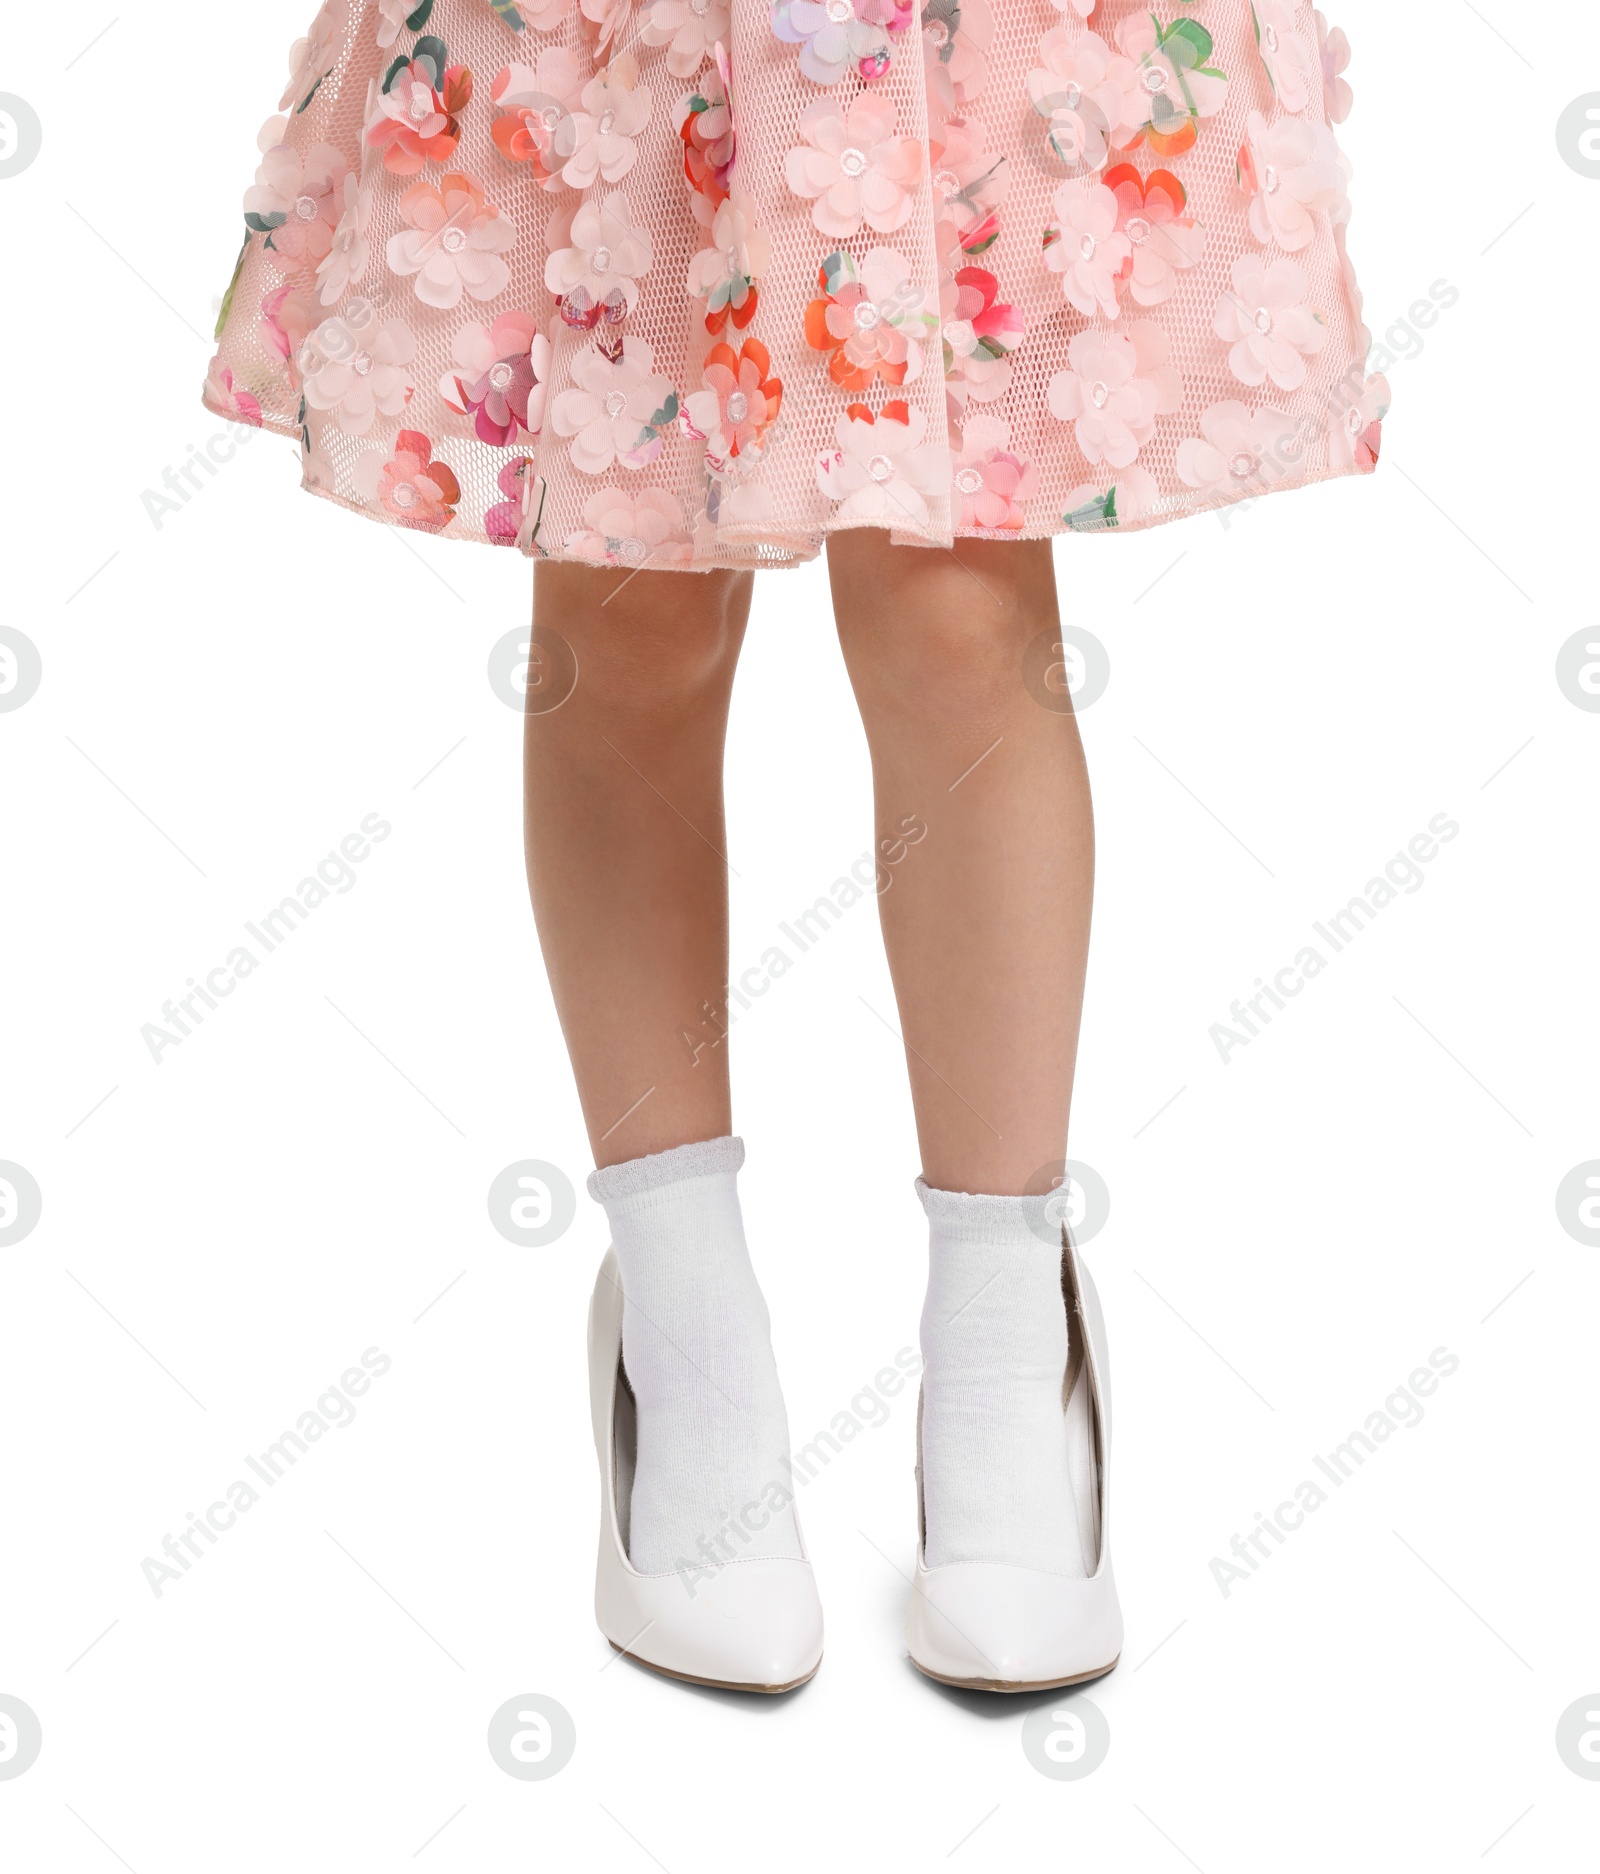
left=202, top=0, right=1386, bottom=571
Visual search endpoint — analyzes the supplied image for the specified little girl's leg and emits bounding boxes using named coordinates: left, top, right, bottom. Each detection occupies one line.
left=827, top=531, right=1106, bottom=1623
left=524, top=563, right=806, bottom=1598
left=524, top=561, right=751, bottom=1167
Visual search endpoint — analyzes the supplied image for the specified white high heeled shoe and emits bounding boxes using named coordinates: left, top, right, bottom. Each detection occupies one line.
left=905, top=1225, right=1123, bottom=1691
left=587, top=1248, right=824, bottom=1693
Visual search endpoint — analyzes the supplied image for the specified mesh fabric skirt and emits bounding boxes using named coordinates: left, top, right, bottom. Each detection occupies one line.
left=202, top=0, right=1387, bottom=570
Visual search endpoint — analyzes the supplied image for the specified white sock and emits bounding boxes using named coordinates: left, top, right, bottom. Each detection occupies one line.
left=588, top=1137, right=802, bottom=1575
left=916, top=1179, right=1090, bottom=1576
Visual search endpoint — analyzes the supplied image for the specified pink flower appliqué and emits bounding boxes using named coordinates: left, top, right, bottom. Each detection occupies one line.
left=316, top=174, right=371, bottom=305
left=485, top=457, right=547, bottom=551
left=1103, top=163, right=1205, bottom=309
left=203, top=358, right=263, bottom=427
left=1214, top=253, right=1328, bottom=391
left=815, top=400, right=948, bottom=528
left=784, top=93, right=923, bottom=239
left=1329, top=373, right=1390, bottom=473
left=244, top=134, right=349, bottom=272
left=565, top=487, right=693, bottom=567
left=550, top=335, right=680, bottom=473
left=940, top=266, right=1024, bottom=404
left=1047, top=321, right=1182, bottom=468
left=386, top=171, right=515, bottom=311
left=1043, top=181, right=1130, bottom=322
left=922, top=0, right=994, bottom=113
left=440, top=312, right=551, bottom=445
left=545, top=191, right=655, bottom=328
left=1314, top=10, right=1354, bottom=123
left=1027, top=27, right=1143, bottom=176
left=1237, top=111, right=1346, bottom=251
left=281, top=0, right=349, bottom=112
left=1251, top=1, right=1316, bottom=113
left=640, top=0, right=732, bottom=80
left=952, top=415, right=1039, bottom=531
left=929, top=115, right=1009, bottom=258
left=301, top=317, right=416, bottom=436
left=372, top=429, right=461, bottom=531
left=490, top=51, right=586, bottom=190
left=686, top=193, right=771, bottom=335
left=774, top=0, right=915, bottom=89
left=1175, top=399, right=1305, bottom=500
left=563, top=55, right=654, bottom=190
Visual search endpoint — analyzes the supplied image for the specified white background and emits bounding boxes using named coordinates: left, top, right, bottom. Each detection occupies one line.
left=2, top=2, right=1597, bottom=1868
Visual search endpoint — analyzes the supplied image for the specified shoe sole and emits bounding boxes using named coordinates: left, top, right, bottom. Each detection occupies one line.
left=910, top=1653, right=1120, bottom=1694
left=607, top=1639, right=820, bottom=1695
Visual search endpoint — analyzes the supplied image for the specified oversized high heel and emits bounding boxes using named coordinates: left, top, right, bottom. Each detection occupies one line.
left=905, top=1225, right=1123, bottom=1692
left=587, top=1248, right=824, bottom=1692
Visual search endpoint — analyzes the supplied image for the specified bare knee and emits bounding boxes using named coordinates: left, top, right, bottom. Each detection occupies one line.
left=535, top=563, right=751, bottom=718
left=829, top=532, right=1056, bottom=729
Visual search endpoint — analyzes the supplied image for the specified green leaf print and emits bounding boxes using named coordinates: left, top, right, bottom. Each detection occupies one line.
left=215, top=235, right=249, bottom=340
left=406, top=0, right=437, bottom=27
left=488, top=0, right=526, bottom=26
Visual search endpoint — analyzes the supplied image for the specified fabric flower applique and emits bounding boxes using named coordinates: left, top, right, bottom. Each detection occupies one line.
left=804, top=247, right=936, bottom=391
left=940, top=265, right=1023, bottom=405
left=773, top=0, right=915, bottom=89
left=550, top=333, right=679, bottom=472
left=376, top=0, right=419, bottom=50
left=562, top=54, right=654, bottom=189
left=640, top=0, right=732, bottom=80
left=545, top=190, right=654, bottom=328
left=815, top=400, right=948, bottom=527
left=367, top=37, right=474, bottom=176
left=1328, top=372, right=1390, bottom=473
left=1027, top=28, right=1143, bottom=178
left=1214, top=252, right=1328, bottom=390
left=1060, top=466, right=1160, bottom=531
left=1102, top=164, right=1204, bottom=308
left=1047, top=320, right=1182, bottom=468
left=1114, top=13, right=1229, bottom=159
left=316, top=174, right=372, bottom=304
left=566, top=487, right=693, bottom=567
left=357, top=428, right=461, bottom=530
left=1236, top=111, right=1345, bottom=251
left=1175, top=397, right=1304, bottom=500
left=952, top=415, right=1039, bottom=531
left=485, top=456, right=548, bottom=551
left=1043, top=180, right=1130, bottom=322
left=281, top=0, right=349, bottom=113
left=300, top=315, right=416, bottom=435
left=259, top=284, right=319, bottom=371
left=490, top=51, right=586, bottom=189
left=1314, top=9, right=1354, bottom=123
left=439, top=311, right=551, bottom=443
left=685, top=192, right=771, bottom=334
left=922, top=0, right=994, bottom=114
left=1251, top=1, right=1316, bottom=112
left=581, top=0, right=636, bottom=60
left=929, top=115, right=1008, bottom=258
left=683, top=337, right=784, bottom=470
left=677, top=52, right=737, bottom=215
left=244, top=130, right=350, bottom=271
left=203, top=356, right=264, bottom=427
left=386, top=171, right=515, bottom=311
left=785, top=93, right=924, bottom=239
